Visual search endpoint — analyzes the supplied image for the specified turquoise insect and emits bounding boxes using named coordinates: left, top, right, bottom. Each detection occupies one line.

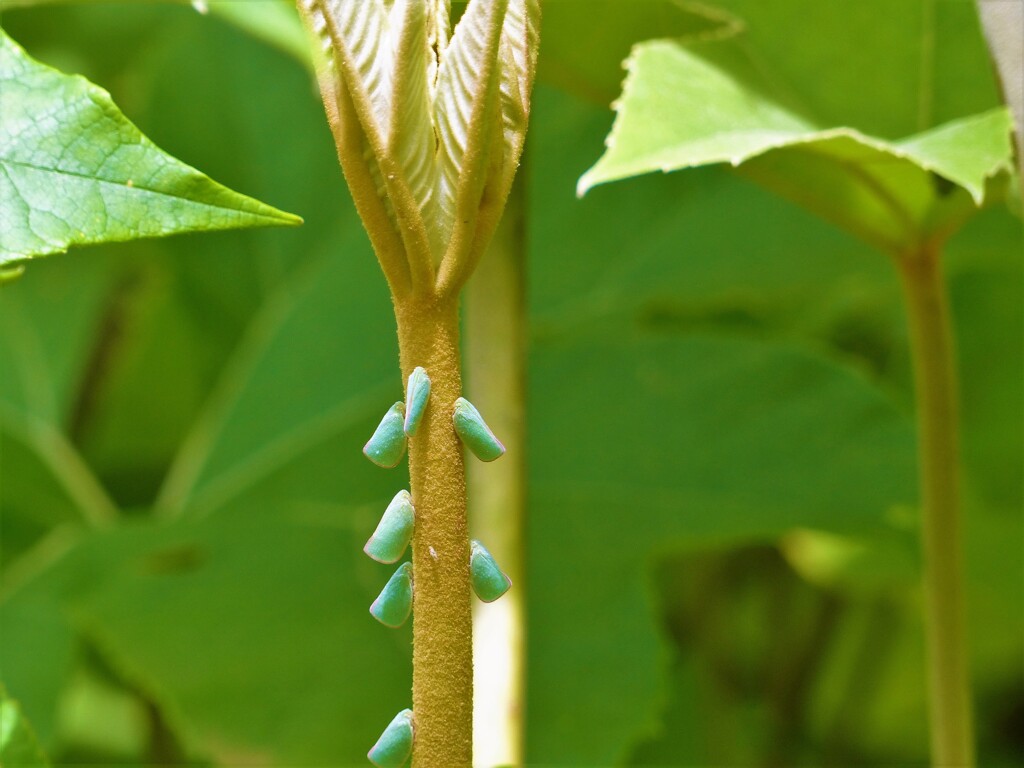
left=364, top=490, right=416, bottom=564
left=452, top=397, right=505, bottom=462
left=367, top=708, right=414, bottom=768
left=370, top=562, right=413, bottom=628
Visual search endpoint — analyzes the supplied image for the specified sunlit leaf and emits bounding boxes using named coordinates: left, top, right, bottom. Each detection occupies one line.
left=0, top=28, right=300, bottom=266
left=579, top=37, right=1014, bottom=253
left=204, top=0, right=312, bottom=67
left=0, top=686, right=50, bottom=767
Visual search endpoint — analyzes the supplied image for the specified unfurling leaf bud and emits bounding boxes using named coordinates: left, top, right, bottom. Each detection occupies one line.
left=297, top=0, right=540, bottom=295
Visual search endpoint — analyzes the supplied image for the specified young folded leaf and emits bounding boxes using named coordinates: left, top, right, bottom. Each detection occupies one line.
left=495, top=0, right=541, bottom=201
left=297, top=0, right=540, bottom=296
left=433, top=0, right=509, bottom=251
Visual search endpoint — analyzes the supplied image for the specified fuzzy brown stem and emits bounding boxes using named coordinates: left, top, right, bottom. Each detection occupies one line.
left=395, top=295, right=473, bottom=768
left=897, top=241, right=975, bottom=768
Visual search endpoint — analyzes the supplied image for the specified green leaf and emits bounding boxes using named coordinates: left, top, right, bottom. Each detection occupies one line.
left=0, top=237, right=399, bottom=768
left=538, top=0, right=725, bottom=104
left=155, top=246, right=395, bottom=520
left=0, top=255, right=113, bottom=425
left=203, top=0, right=312, bottom=68
left=0, top=27, right=301, bottom=266
left=519, top=85, right=926, bottom=765
left=525, top=335, right=916, bottom=764
left=0, top=574, right=78, bottom=750
left=3, top=237, right=399, bottom=765
left=72, top=516, right=411, bottom=766
left=0, top=255, right=119, bottom=555
left=0, top=512, right=411, bottom=765
left=0, top=407, right=116, bottom=530
left=0, top=686, right=50, bottom=767
left=0, top=239, right=401, bottom=762
left=527, top=84, right=899, bottom=340
left=65, top=14, right=361, bottom=505
left=578, top=20, right=1015, bottom=252
left=0, top=0, right=312, bottom=69
left=675, top=0, right=1001, bottom=139
left=950, top=229, right=1024, bottom=509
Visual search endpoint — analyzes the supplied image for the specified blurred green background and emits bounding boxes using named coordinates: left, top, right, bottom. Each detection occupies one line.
left=0, top=1, right=1021, bottom=765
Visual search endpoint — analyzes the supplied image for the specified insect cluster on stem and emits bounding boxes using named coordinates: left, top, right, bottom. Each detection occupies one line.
left=362, top=367, right=512, bottom=766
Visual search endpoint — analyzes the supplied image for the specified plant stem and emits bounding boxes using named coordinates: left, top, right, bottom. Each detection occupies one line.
left=395, top=294, right=473, bottom=768
left=896, top=241, right=975, bottom=768
left=466, top=175, right=527, bottom=765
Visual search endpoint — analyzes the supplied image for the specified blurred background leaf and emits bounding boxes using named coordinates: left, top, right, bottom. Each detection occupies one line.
left=0, top=685, right=49, bottom=767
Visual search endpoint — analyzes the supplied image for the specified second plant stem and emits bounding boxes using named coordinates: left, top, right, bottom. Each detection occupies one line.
left=466, top=175, right=527, bottom=765
left=395, top=294, right=473, bottom=768
left=897, top=240, right=975, bottom=768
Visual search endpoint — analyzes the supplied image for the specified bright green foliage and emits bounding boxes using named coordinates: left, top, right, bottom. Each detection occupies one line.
left=0, top=0, right=312, bottom=67
left=296, top=0, right=539, bottom=278
left=0, top=687, right=49, bottom=767
left=201, top=1, right=311, bottom=66
left=579, top=35, right=1015, bottom=254
left=0, top=2, right=1020, bottom=767
left=571, top=0, right=1020, bottom=762
left=0, top=515, right=412, bottom=765
left=0, top=27, right=299, bottom=266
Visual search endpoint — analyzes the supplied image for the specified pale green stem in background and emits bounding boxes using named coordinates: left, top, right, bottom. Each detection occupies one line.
left=896, top=241, right=975, bottom=768
left=466, top=175, right=527, bottom=767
